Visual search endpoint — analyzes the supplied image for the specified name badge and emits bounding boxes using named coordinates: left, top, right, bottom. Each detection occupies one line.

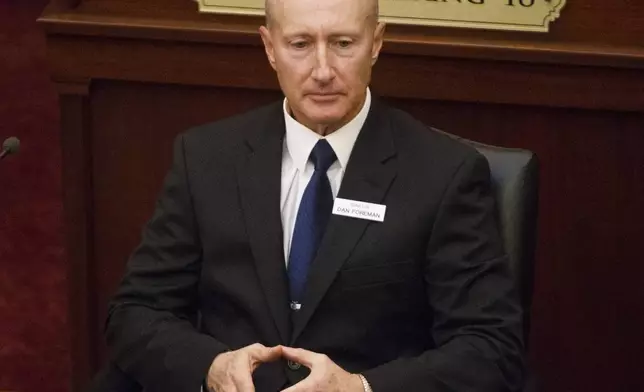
left=332, top=198, right=386, bottom=222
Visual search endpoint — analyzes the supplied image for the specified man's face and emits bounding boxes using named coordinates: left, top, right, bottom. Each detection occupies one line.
left=260, top=0, right=385, bottom=133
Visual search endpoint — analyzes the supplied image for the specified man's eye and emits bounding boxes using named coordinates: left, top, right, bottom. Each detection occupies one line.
left=291, top=41, right=309, bottom=49
left=336, top=40, right=353, bottom=48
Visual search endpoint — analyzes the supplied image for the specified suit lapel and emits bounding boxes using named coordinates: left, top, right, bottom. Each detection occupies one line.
left=291, top=100, right=397, bottom=344
left=237, top=104, right=291, bottom=344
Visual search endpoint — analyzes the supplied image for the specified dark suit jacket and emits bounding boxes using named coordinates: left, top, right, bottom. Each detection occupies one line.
left=105, top=99, right=524, bottom=392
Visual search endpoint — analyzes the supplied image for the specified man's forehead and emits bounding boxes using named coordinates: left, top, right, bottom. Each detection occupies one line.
left=268, top=0, right=373, bottom=29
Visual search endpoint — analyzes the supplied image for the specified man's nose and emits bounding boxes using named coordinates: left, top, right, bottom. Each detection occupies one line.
left=311, top=45, right=334, bottom=83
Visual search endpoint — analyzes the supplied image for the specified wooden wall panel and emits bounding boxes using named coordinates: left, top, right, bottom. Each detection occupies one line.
left=83, top=81, right=644, bottom=392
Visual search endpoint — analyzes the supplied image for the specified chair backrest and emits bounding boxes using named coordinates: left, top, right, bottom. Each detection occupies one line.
left=432, top=128, right=540, bottom=344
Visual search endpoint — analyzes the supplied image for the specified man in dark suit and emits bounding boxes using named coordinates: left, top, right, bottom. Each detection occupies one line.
left=104, top=0, right=524, bottom=391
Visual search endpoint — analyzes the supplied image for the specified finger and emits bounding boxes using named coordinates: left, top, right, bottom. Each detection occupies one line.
left=247, top=343, right=267, bottom=352
left=249, top=344, right=283, bottom=365
left=233, top=379, right=255, bottom=392
left=232, top=367, right=256, bottom=392
left=280, top=346, right=318, bottom=368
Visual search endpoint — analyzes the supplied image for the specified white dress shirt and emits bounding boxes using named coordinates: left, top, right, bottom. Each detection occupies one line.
left=280, top=89, right=372, bottom=265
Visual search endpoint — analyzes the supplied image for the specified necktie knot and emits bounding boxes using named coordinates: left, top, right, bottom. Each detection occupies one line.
left=310, top=139, right=337, bottom=173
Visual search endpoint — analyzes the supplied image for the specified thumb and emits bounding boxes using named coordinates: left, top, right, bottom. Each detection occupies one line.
left=249, top=344, right=283, bottom=365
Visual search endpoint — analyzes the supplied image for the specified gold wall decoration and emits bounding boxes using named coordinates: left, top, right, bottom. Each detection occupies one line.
left=196, top=0, right=567, bottom=33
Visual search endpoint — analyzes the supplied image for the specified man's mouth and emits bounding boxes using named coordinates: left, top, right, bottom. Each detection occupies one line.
left=308, top=93, right=342, bottom=102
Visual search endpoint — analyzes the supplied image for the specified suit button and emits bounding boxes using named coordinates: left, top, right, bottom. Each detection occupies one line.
left=287, top=360, right=301, bottom=371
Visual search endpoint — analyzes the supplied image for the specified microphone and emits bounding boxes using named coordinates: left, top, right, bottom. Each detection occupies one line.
left=1, top=137, right=20, bottom=161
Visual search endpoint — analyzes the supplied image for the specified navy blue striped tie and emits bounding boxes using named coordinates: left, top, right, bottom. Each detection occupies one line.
left=288, top=139, right=337, bottom=307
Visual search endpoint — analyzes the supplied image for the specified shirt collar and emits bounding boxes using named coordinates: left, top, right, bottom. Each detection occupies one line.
left=283, top=88, right=372, bottom=172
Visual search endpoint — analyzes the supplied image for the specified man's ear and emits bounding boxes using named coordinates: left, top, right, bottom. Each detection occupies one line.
left=259, top=26, right=277, bottom=71
left=371, top=22, right=386, bottom=65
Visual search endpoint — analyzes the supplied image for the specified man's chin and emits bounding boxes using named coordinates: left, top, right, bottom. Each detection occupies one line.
left=302, top=106, right=347, bottom=124
left=305, top=113, right=345, bottom=127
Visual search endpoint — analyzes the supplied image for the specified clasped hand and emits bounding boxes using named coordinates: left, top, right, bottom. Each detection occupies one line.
left=206, top=343, right=363, bottom=392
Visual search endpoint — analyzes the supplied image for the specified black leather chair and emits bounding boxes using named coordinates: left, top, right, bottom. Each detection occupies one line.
left=90, top=130, right=540, bottom=392
left=435, top=128, right=540, bottom=344
left=436, top=128, right=540, bottom=392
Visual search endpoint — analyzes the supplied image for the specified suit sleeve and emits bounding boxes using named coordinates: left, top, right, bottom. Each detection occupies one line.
left=105, top=134, right=229, bottom=392
left=362, top=152, right=525, bottom=392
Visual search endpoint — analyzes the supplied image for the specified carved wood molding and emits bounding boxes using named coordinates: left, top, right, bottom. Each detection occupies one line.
left=57, top=80, right=97, bottom=392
